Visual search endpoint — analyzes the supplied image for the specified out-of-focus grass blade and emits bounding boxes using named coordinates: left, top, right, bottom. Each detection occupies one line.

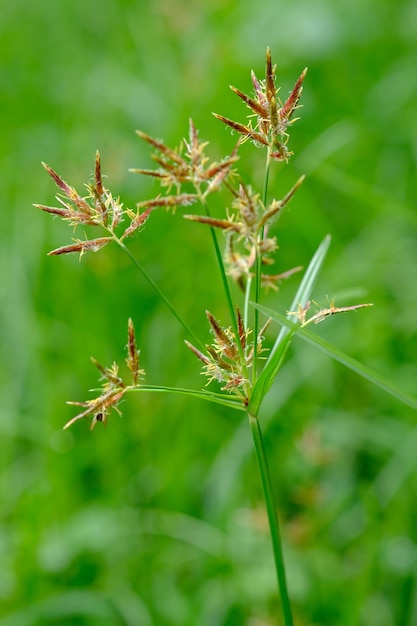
left=248, top=235, right=331, bottom=415
left=254, top=305, right=417, bottom=413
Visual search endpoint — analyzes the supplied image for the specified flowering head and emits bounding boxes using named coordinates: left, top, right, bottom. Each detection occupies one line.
left=34, top=153, right=158, bottom=257
left=184, top=175, right=304, bottom=290
left=213, top=48, right=307, bottom=160
left=185, top=308, right=271, bottom=403
left=63, top=318, right=144, bottom=430
left=131, top=119, right=239, bottom=199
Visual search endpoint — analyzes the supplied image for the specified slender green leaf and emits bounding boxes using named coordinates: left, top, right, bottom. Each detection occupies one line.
left=254, top=305, right=417, bottom=413
left=130, top=385, right=246, bottom=411
left=248, top=234, right=331, bottom=415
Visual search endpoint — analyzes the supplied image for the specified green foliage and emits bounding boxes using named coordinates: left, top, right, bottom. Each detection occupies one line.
left=2, top=0, right=417, bottom=624
left=249, top=235, right=331, bottom=416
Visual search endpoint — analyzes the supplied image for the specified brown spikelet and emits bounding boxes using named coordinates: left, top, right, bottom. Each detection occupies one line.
left=265, top=48, right=275, bottom=100
left=203, top=151, right=239, bottom=182
left=206, top=310, right=237, bottom=359
left=212, top=114, right=269, bottom=146
left=212, top=114, right=251, bottom=135
left=135, top=130, right=185, bottom=166
left=206, top=311, right=229, bottom=344
left=229, top=85, right=268, bottom=118
left=95, top=151, right=104, bottom=196
left=91, top=151, right=109, bottom=226
left=126, top=318, right=140, bottom=385
left=205, top=345, right=233, bottom=370
left=280, top=174, right=305, bottom=205
left=280, top=68, right=308, bottom=120
left=251, top=70, right=266, bottom=108
left=265, top=48, right=279, bottom=130
left=183, top=214, right=240, bottom=232
left=236, top=183, right=258, bottom=226
left=121, top=206, right=155, bottom=239
left=42, top=162, right=92, bottom=214
left=303, top=301, right=374, bottom=326
left=236, top=307, right=246, bottom=351
left=136, top=193, right=197, bottom=211
left=91, top=357, right=125, bottom=387
left=258, top=175, right=305, bottom=228
left=63, top=387, right=125, bottom=430
left=188, top=118, right=200, bottom=162
left=184, top=340, right=211, bottom=365
left=48, top=237, right=112, bottom=257
left=261, top=265, right=303, bottom=290
left=34, top=204, right=72, bottom=218
left=41, top=162, right=73, bottom=196
left=91, top=356, right=107, bottom=377
left=129, top=168, right=167, bottom=179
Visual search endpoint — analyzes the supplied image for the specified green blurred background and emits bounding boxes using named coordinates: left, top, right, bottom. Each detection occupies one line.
left=2, top=0, right=417, bottom=624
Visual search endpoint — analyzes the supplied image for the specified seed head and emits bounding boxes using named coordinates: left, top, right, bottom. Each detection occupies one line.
left=213, top=48, right=307, bottom=161
left=35, top=153, right=151, bottom=256
left=132, top=121, right=238, bottom=196
left=63, top=319, right=145, bottom=430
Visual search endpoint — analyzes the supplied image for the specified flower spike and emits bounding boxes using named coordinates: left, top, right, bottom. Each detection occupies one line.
left=63, top=319, right=145, bottom=431
left=214, top=48, right=307, bottom=161
left=132, top=122, right=239, bottom=195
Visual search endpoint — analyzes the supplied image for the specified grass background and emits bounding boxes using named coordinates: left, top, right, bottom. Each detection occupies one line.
left=1, top=0, right=417, bottom=624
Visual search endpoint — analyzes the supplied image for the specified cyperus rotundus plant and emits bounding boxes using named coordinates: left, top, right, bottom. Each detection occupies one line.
left=37, top=48, right=417, bottom=626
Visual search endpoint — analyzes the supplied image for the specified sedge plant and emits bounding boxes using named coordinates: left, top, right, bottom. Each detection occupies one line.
left=35, top=48, right=417, bottom=624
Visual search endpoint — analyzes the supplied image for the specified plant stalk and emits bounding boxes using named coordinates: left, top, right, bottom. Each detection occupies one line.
left=248, top=412, right=293, bottom=626
left=252, top=148, right=272, bottom=384
left=115, top=238, right=204, bottom=350
left=199, top=194, right=236, bottom=319
left=199, top=193, right=249, bottom=382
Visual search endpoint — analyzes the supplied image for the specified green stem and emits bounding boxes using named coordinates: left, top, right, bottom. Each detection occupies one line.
left=199, top=194, right=249, bottom=382
left=248, top=412, right=293, bottom=626
left=243, top=274, right=252, bottom=329
left=251, top=149, right=272, bottom=384
left=262, top=150, right=272, bottom=206
left=200, top=195, right=237, bottom=322
left=115, top=238, right=204, bottom=351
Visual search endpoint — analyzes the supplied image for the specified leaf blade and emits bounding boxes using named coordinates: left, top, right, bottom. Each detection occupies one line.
left=254, top=305, right=417, bottom=413
left=248, top=234, right=331, bottom=415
